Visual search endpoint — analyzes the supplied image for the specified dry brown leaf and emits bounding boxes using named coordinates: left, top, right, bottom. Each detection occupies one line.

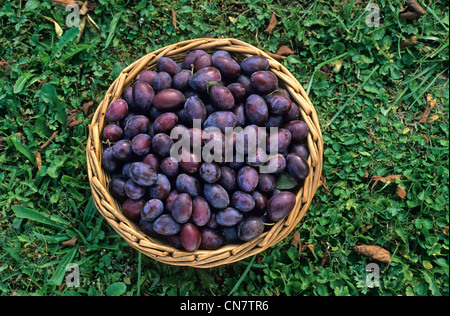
left=427, top=114, right=439, bottom=123
left=419, top=94, right=436, bottom=123
left=0, top=60, right=14, bottom=70
left=35, top=151, right=42, bottom=171
left=354, top=244, right=391, bottom=263
left=80, top=1, right=96, bottom=15
left=407, top=0, right=426, bottom=15
left=321, top=175, right=330, bottom=194
left=301, top=243, right=315, bottom=255
left=319, top=65, right=331, bottom=77
left=291, top=231, right=314, bottom=258
left=399, top=11, right=419, bottom=21
left=396, top=187, right=407, bottom=199
left=399, top=0, right=426, bottom=21
left=291, top=231, right=301, bottom=249
left=320, top=250, right=330, bottom=267
left=52, top=0, right=84, bottom=8
left=81, top=101, right=94, bottom=116
left=265, top=13, right=277, bottom=34
left=62, top=236, right=77, bottom=247
left=276, top=45, right=294, bottom=56
left=68, top=120, right=83, bottom=128
left=371, top=174, right=402, bottom=192
left=400, top=35, right=418, bottom=49
left=172, top=8, right=177, bottom=29
left=77, top=15, right=87, bottom=40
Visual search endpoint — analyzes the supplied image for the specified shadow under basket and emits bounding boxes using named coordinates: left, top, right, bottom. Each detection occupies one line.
left=86, top=38, right=323, bottom=268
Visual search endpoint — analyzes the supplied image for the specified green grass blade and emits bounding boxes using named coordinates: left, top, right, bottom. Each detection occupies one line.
left=228, top=255, right=256, bottom=296
left=48, top=246, right=78, bottom=286
left=409, top=68, right=448, bottom=108
left=306, top=52, right=348, bottom=95
left=137, top=252, right=142, bottom=296
left=326, top=65, right=379, bottom=127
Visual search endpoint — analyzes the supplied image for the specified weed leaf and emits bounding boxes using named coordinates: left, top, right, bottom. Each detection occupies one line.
left=14, top=73, right=34, bottom=94
left=12, top=205, right=66, bottom=230
left=104, top=10, right=124, bottom=50
left=41, top=83, right=67, bottom=128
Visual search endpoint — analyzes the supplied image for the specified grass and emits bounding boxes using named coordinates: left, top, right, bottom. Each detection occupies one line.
left=0, top=0, right=448, bottom=296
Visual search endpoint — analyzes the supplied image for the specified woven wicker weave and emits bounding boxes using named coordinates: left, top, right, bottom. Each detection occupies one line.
left=86, top=38, right=323, bottom=268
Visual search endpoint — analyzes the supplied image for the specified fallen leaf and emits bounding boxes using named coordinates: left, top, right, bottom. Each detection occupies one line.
left=62, top=236, right=77, bottom=247
left=399, top=0, right=426, bottom=21
left=291, top=231, right=314, bottom=258
left=68, top=120, right=83, bottom=128
left=172, top=8, right=177, bottom=29
left=265, top=13, right=277, bottom=34
left=35, top=151, right=42, bottom=171
left=319, top=65, right=331, bottom=77
left=399, top=11, right=419, bottom=21
left=291, top=231, right=301, bottom=249
left=320, top=250, right=330, bottom=267
left=301, top=243, right=315, bottom=255
left=419, top=94, right=436, bottom=123
left=400, top=35, right=418, bottom=49
left=320, top=175, right=330, bottom=194
left=396, top=187, right=407, bottom=199
left=67, top=109, right=79, bottom=126
left=276, top=45, right=294, bottom=56
left=87, top=13, right=101, bottom=36
left=407, top=0, right=426, bottom=15
left=86, top=13, right=100, bottom=30
left=427, top=114, right=439, bottom=123
left=354, top=244, right=391, bottom=263
left=331, top=58, right=344, bottom=73
left=81, top=101, right=94, bottom=116
left=371, top=174, right=402, bottom=192
left=80, top=1, right=96, bottom=15
left=43, top=16, right=64, bottom=37
left=77, top=15, right=87, bottom=41
left=0, top=60, right=14, bottom=70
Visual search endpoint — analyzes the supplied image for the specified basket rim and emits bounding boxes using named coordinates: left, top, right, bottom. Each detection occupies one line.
left=86, top=37, right=323, bottom=268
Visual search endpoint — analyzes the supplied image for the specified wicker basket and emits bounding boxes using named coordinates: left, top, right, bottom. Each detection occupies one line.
left=86, top=38, right=323, bottom=268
